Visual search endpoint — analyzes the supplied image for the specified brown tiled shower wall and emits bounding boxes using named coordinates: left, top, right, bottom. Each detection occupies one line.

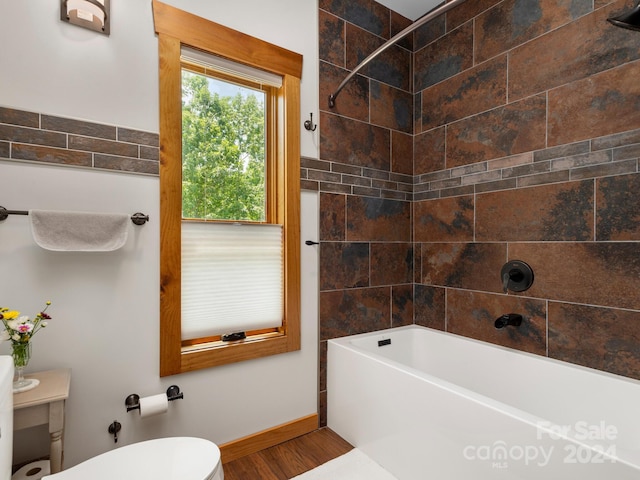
left=317, top=0, right=640, bottom=425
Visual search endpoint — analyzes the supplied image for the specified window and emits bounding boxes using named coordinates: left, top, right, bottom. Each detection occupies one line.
left=153, top=0, right=302, bottom=376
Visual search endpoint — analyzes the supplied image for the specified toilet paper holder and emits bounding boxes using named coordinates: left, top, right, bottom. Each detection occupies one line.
left=125, top=385, right=184, bottom=412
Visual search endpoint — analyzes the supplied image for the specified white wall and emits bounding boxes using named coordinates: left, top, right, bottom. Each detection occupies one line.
left=0, top=0, right=319, bottom=468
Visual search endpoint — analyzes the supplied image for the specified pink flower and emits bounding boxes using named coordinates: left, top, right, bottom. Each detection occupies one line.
left=16, top=323, right=33, bottom=334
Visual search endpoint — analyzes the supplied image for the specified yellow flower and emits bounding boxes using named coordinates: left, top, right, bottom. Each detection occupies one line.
left=2, top=310, right=20, bottom=320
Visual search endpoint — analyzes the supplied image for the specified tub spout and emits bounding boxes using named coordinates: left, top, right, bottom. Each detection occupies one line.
left=495, top=313, right=523, bottom=329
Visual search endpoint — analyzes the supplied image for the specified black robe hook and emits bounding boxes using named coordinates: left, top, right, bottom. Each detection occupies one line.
left=304, top=113, right=317, bottom=131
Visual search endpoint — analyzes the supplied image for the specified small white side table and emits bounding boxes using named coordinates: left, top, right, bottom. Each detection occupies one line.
left=13, top=368, right=71, bottom=474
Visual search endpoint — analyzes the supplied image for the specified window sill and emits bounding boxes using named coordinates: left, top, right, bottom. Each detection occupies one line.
left=162, top=331, right=300, bottom=376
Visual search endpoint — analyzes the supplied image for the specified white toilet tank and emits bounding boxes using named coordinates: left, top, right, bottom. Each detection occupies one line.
left=0, top=356, right=13, bottom=480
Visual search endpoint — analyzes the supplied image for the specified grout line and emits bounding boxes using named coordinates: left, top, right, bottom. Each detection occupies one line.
left=593, top=178, right=597, bottom=242
left=546, top=299, right=549, bottom=357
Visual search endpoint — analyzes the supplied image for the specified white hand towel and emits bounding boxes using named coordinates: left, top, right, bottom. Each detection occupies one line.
left=30, top=210, right=129, bottom=252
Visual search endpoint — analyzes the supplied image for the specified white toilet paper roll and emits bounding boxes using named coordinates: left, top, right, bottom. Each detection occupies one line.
left=139, top=393, right=169, bottom=417
left=11, top=460, right=50, bottom=480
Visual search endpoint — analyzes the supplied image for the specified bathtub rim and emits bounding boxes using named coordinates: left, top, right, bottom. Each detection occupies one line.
left=329, top=324, right=640, bottom=389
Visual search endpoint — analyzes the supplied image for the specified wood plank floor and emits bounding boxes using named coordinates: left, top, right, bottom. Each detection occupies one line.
left=222, top=428, right=353, bottom=480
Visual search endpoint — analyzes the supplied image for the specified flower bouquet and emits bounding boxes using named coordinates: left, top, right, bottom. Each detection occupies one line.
left=1, top=301, right=51, bottom=392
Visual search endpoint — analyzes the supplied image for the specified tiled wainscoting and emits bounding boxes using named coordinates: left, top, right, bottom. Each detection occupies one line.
left=0, top=106, right=159, bottom=175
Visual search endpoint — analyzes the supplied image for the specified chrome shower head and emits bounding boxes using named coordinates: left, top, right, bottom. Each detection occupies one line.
left=608, top=2, right=640, bottom=31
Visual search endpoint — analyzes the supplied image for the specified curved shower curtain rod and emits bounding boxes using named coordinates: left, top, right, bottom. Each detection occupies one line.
left=328, top=0, right=467, bottom=108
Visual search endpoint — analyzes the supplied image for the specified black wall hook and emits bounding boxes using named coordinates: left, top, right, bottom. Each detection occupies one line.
left=304, top=113, right=317, bottom=131
left=108, top=420, right=121, bottom=443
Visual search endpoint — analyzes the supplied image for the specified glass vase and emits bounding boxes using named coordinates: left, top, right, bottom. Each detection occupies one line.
left=11, top=341, right=37, bottom=392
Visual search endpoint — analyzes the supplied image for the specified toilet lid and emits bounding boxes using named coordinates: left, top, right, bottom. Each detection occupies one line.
left=43, top=437, right=221, bottom=480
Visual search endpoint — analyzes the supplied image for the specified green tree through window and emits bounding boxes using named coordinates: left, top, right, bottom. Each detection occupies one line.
left=181, top=70, right=267, bottom=222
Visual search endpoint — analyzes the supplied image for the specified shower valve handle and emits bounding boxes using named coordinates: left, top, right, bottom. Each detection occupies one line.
left=500, top=261, right=534, bottom=293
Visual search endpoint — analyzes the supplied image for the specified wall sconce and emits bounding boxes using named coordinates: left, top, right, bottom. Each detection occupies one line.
left=60, top=0, right=110, bottom=36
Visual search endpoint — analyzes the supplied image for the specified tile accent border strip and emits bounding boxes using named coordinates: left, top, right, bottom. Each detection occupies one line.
left=301, top=157, right=414, bottom=201
left=413, top=129, right=640, bottom=200
left=3, top=106, right=639, bottom=195
left=0, top=106, right=160, bottom=176
left=303, top=127, right=640, bottom=200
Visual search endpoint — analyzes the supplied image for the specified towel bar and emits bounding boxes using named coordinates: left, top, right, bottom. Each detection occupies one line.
left=0, top=206, right=149, bottom=225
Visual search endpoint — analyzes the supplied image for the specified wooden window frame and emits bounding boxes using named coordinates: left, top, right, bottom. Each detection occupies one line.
left=153, top=0, right=302, bottom=376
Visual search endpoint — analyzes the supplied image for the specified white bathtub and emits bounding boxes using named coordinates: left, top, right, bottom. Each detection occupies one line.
left=327, top=325, right=640, bottom=479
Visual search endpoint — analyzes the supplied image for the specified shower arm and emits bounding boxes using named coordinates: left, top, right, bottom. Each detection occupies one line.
left=328, top=0, right=468, bottom=108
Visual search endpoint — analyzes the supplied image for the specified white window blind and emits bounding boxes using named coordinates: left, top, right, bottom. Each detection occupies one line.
left=181, top=222, right=284, bottom=340
left=180, top=46, right=283, bottom=88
